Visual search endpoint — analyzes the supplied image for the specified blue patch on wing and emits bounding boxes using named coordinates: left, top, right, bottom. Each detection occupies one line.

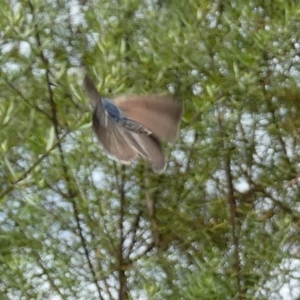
left=102, top=98, right=121, bottom=121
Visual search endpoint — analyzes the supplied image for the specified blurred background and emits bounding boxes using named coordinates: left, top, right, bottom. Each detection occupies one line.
left=1, top=0, right=300, bottom=299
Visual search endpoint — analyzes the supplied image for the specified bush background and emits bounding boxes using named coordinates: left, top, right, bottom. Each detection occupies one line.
left=1, top=0, right=300, bottom=299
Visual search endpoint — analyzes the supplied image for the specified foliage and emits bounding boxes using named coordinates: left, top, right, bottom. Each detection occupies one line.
left=1, top=0, right=300, bottom=299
